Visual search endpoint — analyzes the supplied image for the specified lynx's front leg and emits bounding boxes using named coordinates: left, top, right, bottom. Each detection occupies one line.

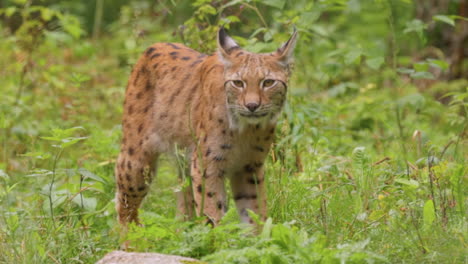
left=231, top=164, right=267, bottom=224
left=191, top=150, right=227, bottom=225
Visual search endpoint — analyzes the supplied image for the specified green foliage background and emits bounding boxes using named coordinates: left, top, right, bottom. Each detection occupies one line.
left=0, top=0, right=467, bottom=263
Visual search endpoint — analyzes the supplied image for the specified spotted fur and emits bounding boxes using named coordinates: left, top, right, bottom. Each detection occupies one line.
left=115, top=28, right=297, bottom=226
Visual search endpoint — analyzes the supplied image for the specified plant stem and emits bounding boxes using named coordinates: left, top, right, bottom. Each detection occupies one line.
left=48, top=148, right=64, bottom=228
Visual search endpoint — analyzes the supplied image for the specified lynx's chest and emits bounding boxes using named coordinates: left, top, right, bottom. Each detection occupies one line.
left=219, top=125, right=275, bottom=175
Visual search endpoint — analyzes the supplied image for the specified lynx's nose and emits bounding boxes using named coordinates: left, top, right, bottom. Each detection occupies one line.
left=245, top=102, right=260, bottom=112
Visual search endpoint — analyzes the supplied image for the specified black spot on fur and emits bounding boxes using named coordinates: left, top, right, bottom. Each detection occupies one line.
left=151, top=53, right=161, bottom=59
left=255, top=124, right=260, bottom=130
left=222, top=129, right=226, bottom=135
left=207, top=192, right=215, bottom=198
left=203, top=135, right=208, bottom=143
left=167, top=43, right=181, bottom=49
left=244, top=164, right=254, bottom=173
left=128, top=147, right=134, bottom=156
left=213, top=156, right=225, bottom=161
left=168, top=89, right=180, bottom=105
left=128, top=105, right=134, bottom=115
left=152, top=63, right=159, bottom=69
left=264, top=136, right=271, bottom=141
left=169, top=51, right=178, bottom=59
left=205, top=148, right=211, bottom=156
left=136, top=92, right=142, bottom=99
left=197, top=184, right=202, bottom=193
left=145, top=81, right=152, bottom=91
left=218, top=169, right=225, bottom=178
left=217, top=201, right=223, bottom=210
left=253, top=146, right=265, bottom=152
left=137, top=186, right=146, bottom=192
left=138, top=124, right=143, bottom=134
left=146, top=47, right=155, bottom=56
left=270, top=128, right=275, bottom=134
left=190, top=60, right=202, bottom=67
left=181, top=56, right=191, bottom=61
left=218, top=118, right=224, bottom=123
left=254, top=162, right=263, bottom=168
left=127, top=160, right=132, bottom=170
left=125, top=173, right=131, bottom=181
left=171, top=66, right=178, bottom=72
left=220, top=144, right=231, bottom=149
left=247, top=176, right=263, bottom=184
left=160, top=113, right=168, bottom=119
left=235, top=193, right=257, bottom=200
left=235, top=51, right=244, bottom=57
left=129, top=187, right=135, bottom=192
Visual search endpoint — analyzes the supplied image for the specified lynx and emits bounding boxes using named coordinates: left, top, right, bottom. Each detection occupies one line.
left=115, top=28, right=297, bottom=226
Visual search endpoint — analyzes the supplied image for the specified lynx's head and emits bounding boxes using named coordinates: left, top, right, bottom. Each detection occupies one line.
left=217, top=28, right=298, bottom=129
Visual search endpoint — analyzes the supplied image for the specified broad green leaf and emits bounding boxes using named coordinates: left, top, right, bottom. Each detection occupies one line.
left=423, top=200, right=436, bottom=229
left=433, top=15, right=455, bottom=27
left=78, top=168, right=105, bottom=183
left=261, top=217, right=273, bottom=239
left=366, top=57, right=384, bottom=70
left=397, top=67, right=414, bottom=74
left=410, top=71, right=434, bottom=80
left=427, top=59, right=449, bottom=70
left=413, top=62, right=429, bottom=72
left=19, top=152, right=51, bottom=160
left=72, top=195, right=97, bottom=211
left=345, top=49, right=362, bottom=65
left=5, top=7, right=17, bottom=17
left=261, top=0, right=286, bottom=9
left=395, top=178, right=419, bottom=188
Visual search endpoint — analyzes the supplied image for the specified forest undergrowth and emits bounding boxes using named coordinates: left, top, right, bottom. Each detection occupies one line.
left=0, top=0, right=466, bottom=263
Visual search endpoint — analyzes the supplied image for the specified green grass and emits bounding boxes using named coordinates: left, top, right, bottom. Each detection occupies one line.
left=1, top=15, right=467, bottom=264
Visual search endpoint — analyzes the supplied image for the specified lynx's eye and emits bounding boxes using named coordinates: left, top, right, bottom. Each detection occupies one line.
left=262, top=79, right=277, bottom=89
left=231, top=80, right=244, bottom=89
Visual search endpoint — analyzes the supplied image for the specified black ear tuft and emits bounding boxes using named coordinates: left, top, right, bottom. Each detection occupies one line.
left=276, top=28, right=298, bottom=66
left=217, top=27, right=239, bottom=55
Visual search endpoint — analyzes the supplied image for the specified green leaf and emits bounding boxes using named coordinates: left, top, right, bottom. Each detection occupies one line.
left=413, top=62, right=429, bottom=72
left=433, top=15, right=455, bottom=27
left=427, top=59, right=449, bottom=70
left=410, top=71, right=434, bottom=80
left=397, top=67, right=414, bottom=74
left=261, top=217, right=273, bottom=239
left=78, top=168, right=105, bottom=183
left=261, top=0, right=286, bottom=9
left=366, top=57, right=384, bottom=70
left=0, top=170, right=9, bottom=181
left=345, top=49, right=362, bottom=65
left=423, top=200, right=436, bottom=229
left=395, top=178, right=419, bottom=188
left=72, top=195, right=97, bottom=211
left=19, top=151, right=51, bottom=160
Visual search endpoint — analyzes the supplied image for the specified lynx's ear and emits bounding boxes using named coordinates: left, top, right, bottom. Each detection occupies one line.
left=276, top=29, right=298, bottom=67
left=217, top=27, right=239, bottom=66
